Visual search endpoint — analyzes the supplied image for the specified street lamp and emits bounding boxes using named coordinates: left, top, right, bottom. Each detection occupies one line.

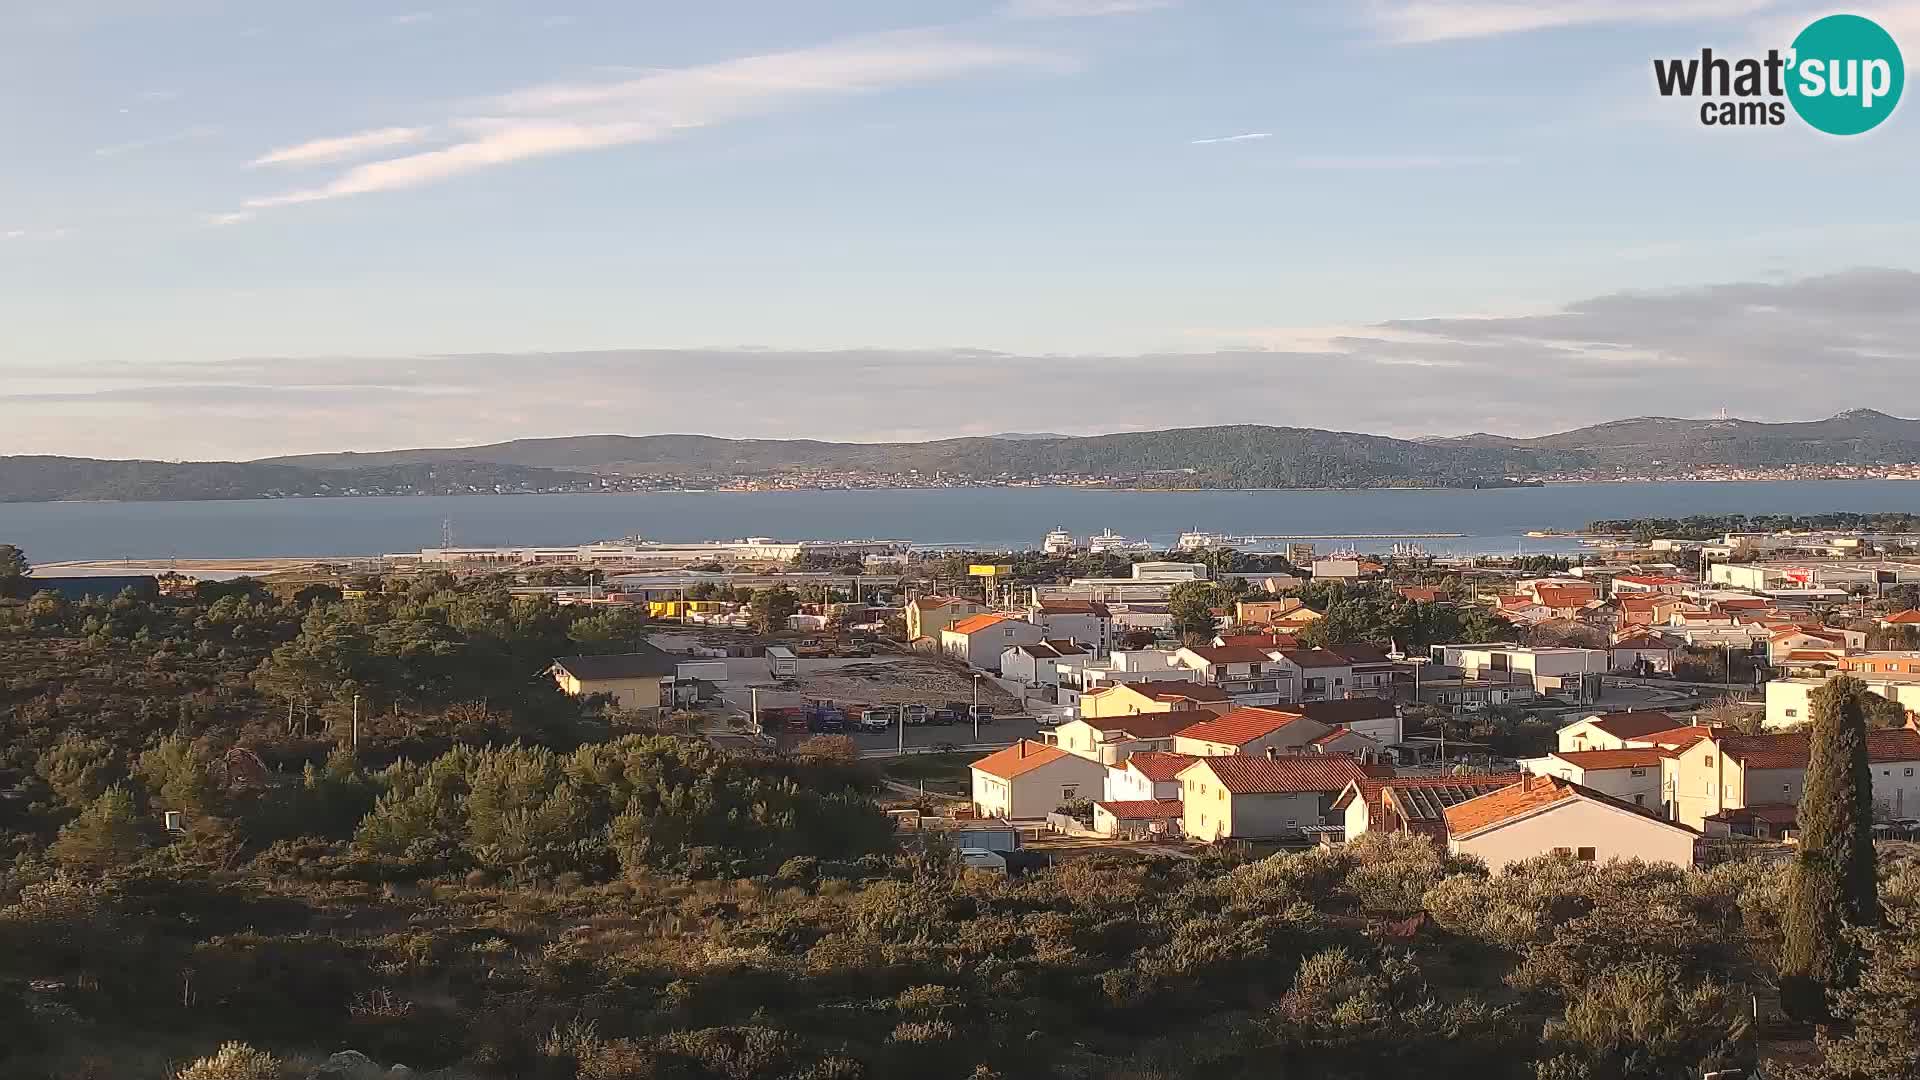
left=973, top=673, right=982, bottom=741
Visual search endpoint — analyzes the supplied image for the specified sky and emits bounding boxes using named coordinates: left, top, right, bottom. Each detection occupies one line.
left=3, top=0, right=1919, bottom=459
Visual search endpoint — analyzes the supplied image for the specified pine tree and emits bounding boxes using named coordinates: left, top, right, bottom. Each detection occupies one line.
left=1780, top=676, right=1882, bottom=1020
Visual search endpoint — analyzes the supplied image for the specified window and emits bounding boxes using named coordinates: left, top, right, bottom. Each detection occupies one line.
left=1704, top=754, right=1715, bottom=767
left=1552, top=846, right=1572, bottom=856
left=1907, top=768, right=1916, bottom=778
left=1634, top=794, right=1646, bottom=806
left=1218, top=790, right=1224, bottom=801
left=1577, top=847, right=1596, bottom=861
left=1061, top=785, right=1077, bottom=800
left=1785, top=708, right=1798, bottom=718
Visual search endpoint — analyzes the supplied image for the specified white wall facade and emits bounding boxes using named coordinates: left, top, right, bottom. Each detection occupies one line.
left=1451, top=798, right=1696, bottom=873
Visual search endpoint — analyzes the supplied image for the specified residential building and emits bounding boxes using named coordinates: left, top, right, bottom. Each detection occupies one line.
left=941, top=614, right=1045, bottom=671
left=1273, top=648, right=1355, bottom=702
left=1835, top=651, right=1920, bottom=676
left=1032, top=562, right=1209, bottom=604
left=1079, top=680, right=1231, bottom=722
left=1556, top=711, right=1681, bottom=753
left=1000, top=640, right=1089, bottom=687
left=1444, top=775, right=1699, bottom=873
left=551, top=646, right=678, bottom=715
left=1214, top=630, right=1300, bottom=650
left=1178, top=755, right=1372, bottom=842
left=1765, top=674, right=1920, bottom=729
left=970, top=740, right=1108, bottom=820
left=906, top=596, right=987, bottom=642
left=1029, top=599, right=1114, bottom=655
left=1663, top=726, right=1920, bottom=829
left=1310, top=558, right=1363, bottom=581
left=1521, top=748, right=1669, bottom=810
left=1172, top=707, right=1332, bottom=757
left=1308, top=725, right=1386, bottom=761
left=1322, top=643, right=1400, bottom=697
left=1236, top=598, right=1309, bottom=626
left=1103, top=750, right=1195, bottom=801
left=1297, top=698, right=1404, bottom=744
left=1334, top=773, right=1523, bottom=842
left=1439, top=644, right=1606, bottom=698
left=1609, top=633, right=1679, bottom=676
left=1053, top=714, right=1193, bottom=765
left=1092, top=799, right=1185, bottom=839
left=1172, top=645, right=1295, bottom=706
left=1880, top=609, right=1920, bottom=630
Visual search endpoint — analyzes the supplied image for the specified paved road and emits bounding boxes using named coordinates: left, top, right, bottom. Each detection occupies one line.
left=844, top=717, right=1047, bottom=753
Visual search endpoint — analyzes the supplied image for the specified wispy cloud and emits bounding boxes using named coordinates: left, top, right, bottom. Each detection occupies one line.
left=1003, top=0, right=1175, bottom=17
left=1369, top=0, right=1777, bottom=44
left=1291, top=153, right=1516, bottom=168
left=1190, top=131, right=1272, bottom=145
left=250, top=127, right=431, bottom=168
left=230, top=31, right=1063, bottom=215
left=12, top=270, right=1916, bottom=458
left=387, top=11, right=434, bottom=25
left=92, top=124, right=219, bottom=158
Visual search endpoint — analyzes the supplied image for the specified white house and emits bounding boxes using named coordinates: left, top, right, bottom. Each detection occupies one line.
left=941, top=614, right=1045, bottom=672
left=1000, top=640, right=1089, bottom=687
left=1765, top=675, right=1920, bottom=729
left=1520, top=748, right=1669, bottom=811
left=1051, top=713, right=1195, bottom=765
left=1030, top=599, right=1114, bottom=655
left=1103, top=751, right=1194, bottom=802
left=1444, top=775, right=1699, bottom=873
left=970, top=740, right=1108, bottom=820
left=1297, top=698, right=1404, bottom=745
left=1172, top=645, right=1295, bottom=706
left=1555, top=711, right=1681, bottom=753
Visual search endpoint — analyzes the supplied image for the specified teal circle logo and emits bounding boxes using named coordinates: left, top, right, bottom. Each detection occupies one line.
left=1787, top=14, right=1904, bottom=134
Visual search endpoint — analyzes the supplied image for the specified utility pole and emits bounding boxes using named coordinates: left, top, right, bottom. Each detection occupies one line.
left=351, top=694, right=360, bottom=750
left=972, top=674, right=982, bottom=741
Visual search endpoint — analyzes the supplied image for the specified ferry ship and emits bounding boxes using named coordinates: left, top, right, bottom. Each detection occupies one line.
left=1041, top=527, right=1076, bottom=555
left=1086, top=528, right=1149, bottom=554
left=1175, top=530, right=1231, bottom=552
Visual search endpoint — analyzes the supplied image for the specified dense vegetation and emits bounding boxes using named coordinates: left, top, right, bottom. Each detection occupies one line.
left=7, top=553, right=1920, bottom=1078
left=1588, top=512, right=1920, bottom=542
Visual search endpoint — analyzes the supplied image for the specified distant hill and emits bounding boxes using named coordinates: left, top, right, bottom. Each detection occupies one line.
left=0, top=457, right=605, bottom=503
left=1430, top=409, right=1920, bottom=467
left=261, top=426, right=1544, bottom=489
left=988, top=432, right=1070, bottom=441
left=9, top=409, right=1920, bottom=501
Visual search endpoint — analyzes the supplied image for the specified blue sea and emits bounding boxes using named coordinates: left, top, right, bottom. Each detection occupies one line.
left=5, top=480, right=1919, bottom=563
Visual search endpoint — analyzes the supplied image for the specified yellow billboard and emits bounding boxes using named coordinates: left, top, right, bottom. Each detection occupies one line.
left=968, top=564, right=1012, bottom=577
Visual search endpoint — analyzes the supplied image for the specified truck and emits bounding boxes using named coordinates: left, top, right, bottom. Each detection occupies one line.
left=902, top=703, right=932, bottom=726
left=857, top=707, right=894, bottom=733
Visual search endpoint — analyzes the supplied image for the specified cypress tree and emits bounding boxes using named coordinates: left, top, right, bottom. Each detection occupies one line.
left=1780, top=676, right=1882, bottom=1020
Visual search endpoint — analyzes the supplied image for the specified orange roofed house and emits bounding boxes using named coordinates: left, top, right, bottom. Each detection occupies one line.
left=1172, top=706, right=1331, bottom=757
left=1444, top=774, right=1699, bottom=873
left=970, top=740, right=1107, bottom=820
left=940, top=613, right=1045, bottom=672
left=1178, top=754, right=1372, bottom=842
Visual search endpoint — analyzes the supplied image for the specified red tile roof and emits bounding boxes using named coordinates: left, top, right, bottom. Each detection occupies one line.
left=1173, top=706, right=1312, bottom=746
left=1310, top=725, right=1374, bottom=746
left=948, top=613, right=1011, bottom=635
left=1133, top=682, right=1230, bottom=703
left=1325, top=643, right=1395, bottom=665
left=1095, top=799, right=1183, bottom=820
left=1549, top=748, right=1671, bottom=769
left=1125, top=751, right=1198, bottom=781
left=1632, top=724, right=1718, bottom=750
left=1184, top=754, right=1371, bottom=795
left=1444, top=774, right=1580, bottom=835
left=1581, top=711, right=1679, bottom=740
left=1397, top=587, right=1444, bottom=603
left=1714, top=728, right=1920, bottom=770
left=1615, top=575, right=1688, bottom=587
left=1610, top=633, right=1676, bottom=651
left=1885, top=609, right=1920, bottom=624
left=1537, top=587, right=1597, bottom=609
left=971, top=740, right=1072, bottom=780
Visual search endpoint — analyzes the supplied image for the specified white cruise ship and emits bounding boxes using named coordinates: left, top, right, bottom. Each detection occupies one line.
left=1175, top=530, right=1231, bottom=552
left=1086, top=528, right=1145, bottom=554
left=1041, top=527, right=1077, bottom=554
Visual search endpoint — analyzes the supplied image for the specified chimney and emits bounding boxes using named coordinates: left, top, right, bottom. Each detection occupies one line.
left=1265, top=746, right=1278, bottom=760
left=1019, top=741, right=1030, bottom=758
